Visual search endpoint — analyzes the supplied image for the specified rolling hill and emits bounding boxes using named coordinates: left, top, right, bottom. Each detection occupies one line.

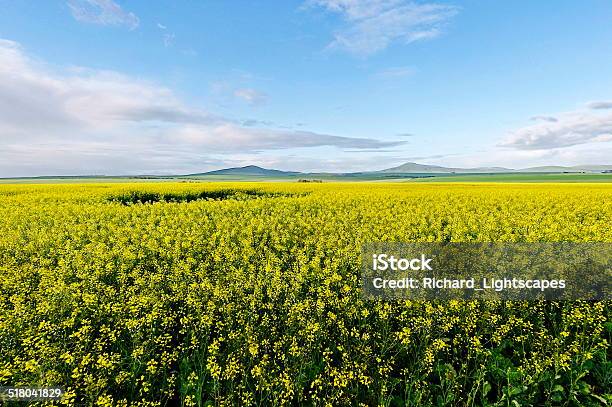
left=189, top=165, right=299, bottom=177
left=520, top=165, right=612, bottom=173
left=378, top=162, right=511, bottom=173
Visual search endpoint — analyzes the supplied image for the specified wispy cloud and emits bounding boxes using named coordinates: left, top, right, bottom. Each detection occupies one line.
left=156, top=23, right=175, bottom=47
left=174, top=126, right=403, bottom=152
left=234, top=88, right=268, bottom=106
left=401, top=153, right=458, bottom=161
left=374, top=66, right=416, bottom=79
left=587, top=101, right=612, bottom=110
left=181, top=48, right=198, bottom=57
left=530, top=115, right=558, bottom=123
left=67, top=0, right=139, bottom=30
left=501, top=102, right=612, bottom=150
left=306, top=0, right=458, bottom=55
left=163, top=33, right=175, bottom=47
left=0, top=39, right=403, bottom=176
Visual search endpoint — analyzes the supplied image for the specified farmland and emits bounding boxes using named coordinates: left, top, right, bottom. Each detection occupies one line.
left=0, top=182, right=610, bottom=406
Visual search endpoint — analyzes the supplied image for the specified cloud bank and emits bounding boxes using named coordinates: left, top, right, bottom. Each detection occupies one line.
left=501, top=104, right=612, bottom=150
left=0, top=39, right=403, bottom=177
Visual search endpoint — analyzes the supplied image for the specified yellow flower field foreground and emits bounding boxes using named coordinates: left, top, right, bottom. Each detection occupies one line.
left=0, top=183, right=610, bottom=406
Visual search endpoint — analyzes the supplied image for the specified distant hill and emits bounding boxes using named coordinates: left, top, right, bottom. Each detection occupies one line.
left=520, top=165, right=612, bottom=173
left=576, top=165, right=612, bottom=172
left=191, top=165, right=300, bottom=177
left=378, top=162, right=511, bottom=174
left=183, top=163, right=612, bottom=178
left=3, top=162, right=612, bottom=182
left=378, top=162, right=612, bottom=174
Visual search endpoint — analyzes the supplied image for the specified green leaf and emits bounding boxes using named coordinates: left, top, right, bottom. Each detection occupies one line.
left=482, top=381, right=492, bottom=397
left=578, top=381, right=592, bottom=395
left=552, top=384, right=564, bottom=393
left=590, top=394, right=608, bottom=405
left=551, top=393, right=564, bottom=402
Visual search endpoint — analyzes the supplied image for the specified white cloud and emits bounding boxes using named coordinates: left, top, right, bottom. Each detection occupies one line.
left=501, top=105, right=612, bottom=150
left=0, top=39, right=403, bottom=177
left=67, top=0, right=139, bottom=30
left=173, top=125, right=401, bottom=152
left=306, top=0, right=458, bottom=55
left=420, top=145, right=612, bottom=169
left=233, top=88, right=268, bottom=106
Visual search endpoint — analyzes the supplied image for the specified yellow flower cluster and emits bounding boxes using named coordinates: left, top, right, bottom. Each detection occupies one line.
left=0, top=182, right=610, bottom=405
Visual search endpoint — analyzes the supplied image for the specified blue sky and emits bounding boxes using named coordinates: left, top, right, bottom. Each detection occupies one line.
left=1, top=0, right=611, bottom=176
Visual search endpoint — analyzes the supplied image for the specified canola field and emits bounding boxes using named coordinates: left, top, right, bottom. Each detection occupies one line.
left=0, top=182, right=610, bottom=406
